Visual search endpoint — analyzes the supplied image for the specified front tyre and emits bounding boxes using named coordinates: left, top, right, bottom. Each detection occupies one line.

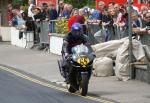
left=80, top=74, right=89, bottom=96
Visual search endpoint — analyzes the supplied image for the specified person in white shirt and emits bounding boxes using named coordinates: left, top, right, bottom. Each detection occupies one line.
left=28, top=0, right=35, bottom=20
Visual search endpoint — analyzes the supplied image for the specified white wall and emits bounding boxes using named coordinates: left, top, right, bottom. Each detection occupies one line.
left=11, top=27, right=34, bottom=48
left=0, top=27, right=11, bottom=41
left=50, top=35, right=63, bottom=55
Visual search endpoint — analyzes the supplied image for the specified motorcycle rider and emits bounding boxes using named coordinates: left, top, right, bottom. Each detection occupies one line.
left=61, top=23, right=88, bottom=82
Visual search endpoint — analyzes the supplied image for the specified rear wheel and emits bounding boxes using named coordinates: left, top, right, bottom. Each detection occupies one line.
left=80, top=74, right=89, bottom=96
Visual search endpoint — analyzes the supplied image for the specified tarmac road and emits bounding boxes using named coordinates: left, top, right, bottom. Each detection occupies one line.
left=0, top=67, right=102, bottom=103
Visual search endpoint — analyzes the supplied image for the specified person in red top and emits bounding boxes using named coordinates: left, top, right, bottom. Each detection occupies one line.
left=7, top=4, right=14, bottom=26
left=68, top=8, right=85, bottom=32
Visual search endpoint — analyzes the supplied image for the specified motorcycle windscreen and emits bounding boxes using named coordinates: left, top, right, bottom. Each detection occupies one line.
left=72, top=44, right=89, bottom=54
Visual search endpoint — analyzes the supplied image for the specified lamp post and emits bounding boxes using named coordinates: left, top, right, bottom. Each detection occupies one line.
left=128, top=0, right=135, bottom=79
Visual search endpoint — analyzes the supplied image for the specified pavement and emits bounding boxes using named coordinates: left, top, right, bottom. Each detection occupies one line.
left=0, top=42, right=150, bottom=103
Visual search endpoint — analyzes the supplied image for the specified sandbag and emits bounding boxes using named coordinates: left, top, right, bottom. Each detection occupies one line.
left=91, top=37, right=128, bottom=59
left=115, top=39, right=130, bottom=81
left=93, top=57, right=114, bottom=77
left=143, top=45, right=150, bottom=62
left=132, top=39, right=145, bottom=61
left=115, top=39, right=145, bottom=81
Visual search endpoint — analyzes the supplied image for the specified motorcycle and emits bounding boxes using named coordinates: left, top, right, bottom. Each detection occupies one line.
left=58, top=44, right=95, bottom=96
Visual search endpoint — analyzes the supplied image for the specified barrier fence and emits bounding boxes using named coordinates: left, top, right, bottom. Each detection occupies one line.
left=22, top=19, right=150, bottom=50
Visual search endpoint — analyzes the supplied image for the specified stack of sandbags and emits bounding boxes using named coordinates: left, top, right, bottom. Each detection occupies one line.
left=92, top=37, right=145, bottom=81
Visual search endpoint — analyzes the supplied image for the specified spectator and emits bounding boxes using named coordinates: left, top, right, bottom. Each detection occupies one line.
left=26, top=0, right=36, bottom=39
left=131, top=11, right=143, bottom=28
left=79, top=8, right=84, bottom=16
left=11, top=9, right=18, bottom=26
left=68, top=8, right=85, bottom=32
left=133, top=12, right=150, bottom=48
left=34, top=7, right=42, bottom=21
left=118, top=7, right=128, bottom=38
left=20, top=6, right=28, bottom=21
left=7, top=4, right=14, bottom=26
left=62, top=4, right=70, bottom=18
left=58, top=0, right=65, bottom=17
left=140, top=5, right=149, bottom=19
left=48, top=2, right=57, bottom=20
left=108, top=7, right=118, bottom=40
left=48, top=2, right=58, bottom=33
left=132, top=11, right=143, bottom=39
left=100, top=8, right=113, bottom=41
left=79, top=8, right=87, bottom=34
left=33, top=7, right=42, bottom=44
left=28, top=0, right=35, bottom=20
left=67, top=4, right=73, bottom=17
left=40, top=3, right=49, bottom=21
left=98, top=1, right=106, bottom=12
left=88, top=9, right=100, bottom=20
left=26, top=0, right=37, bottom=45
left=114, top=4, right=120, bottom=13
left=97, top=1, right=106, bottom=22
left=115, top=4, right=123, bottom=25
left=108, top=2, right=115, bottom=9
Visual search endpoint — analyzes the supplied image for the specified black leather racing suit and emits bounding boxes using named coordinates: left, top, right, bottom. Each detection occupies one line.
left=61, top=31, right=87, bottom=82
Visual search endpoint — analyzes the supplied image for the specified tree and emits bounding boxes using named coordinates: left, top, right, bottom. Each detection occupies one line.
left=13, top=0, right=28, bottom=6
left=1, top=0, right=9, bottom=26
left=64, top=0, right=95, bottom=8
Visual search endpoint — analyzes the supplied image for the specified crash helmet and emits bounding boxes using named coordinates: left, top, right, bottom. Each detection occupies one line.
left=71, top=23, right=82, bottom=31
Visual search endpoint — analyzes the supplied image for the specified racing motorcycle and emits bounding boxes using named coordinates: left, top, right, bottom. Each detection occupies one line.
left=58, top=44, right=95, bottom=96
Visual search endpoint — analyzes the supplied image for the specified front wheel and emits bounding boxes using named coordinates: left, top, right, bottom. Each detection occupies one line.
left=80, top=74, right=89, bottom=96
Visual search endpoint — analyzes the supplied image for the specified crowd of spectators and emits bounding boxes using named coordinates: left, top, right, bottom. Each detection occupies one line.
left=7, top=0, right=150, bottom=49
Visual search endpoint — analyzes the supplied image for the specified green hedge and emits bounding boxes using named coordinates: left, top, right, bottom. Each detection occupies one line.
left=64, top=0, right=95, bottom=8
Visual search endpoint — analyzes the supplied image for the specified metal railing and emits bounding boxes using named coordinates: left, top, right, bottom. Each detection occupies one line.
left=24, top=19, right=150, bottom=51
